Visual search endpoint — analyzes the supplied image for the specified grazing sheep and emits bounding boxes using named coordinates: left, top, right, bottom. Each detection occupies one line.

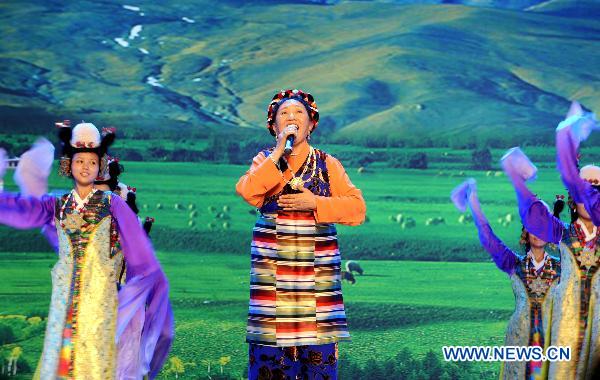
left=345, top=260, right=364, bottom=275
left=401, top=218, right=416, bottom=229
left=341, top=270, right=356, bottom=284
left=216, top=212, right=230, bottom=220
left=425, top=216, right=445, bottom=226
left=458, top=214, right=473, bottom=224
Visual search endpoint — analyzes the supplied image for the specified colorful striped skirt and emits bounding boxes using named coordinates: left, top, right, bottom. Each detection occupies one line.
left=247, top=211, right=350, bottom=346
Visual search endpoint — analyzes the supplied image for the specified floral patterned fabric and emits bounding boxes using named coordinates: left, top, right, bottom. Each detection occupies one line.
left=249, top=343, right=337, bottom=380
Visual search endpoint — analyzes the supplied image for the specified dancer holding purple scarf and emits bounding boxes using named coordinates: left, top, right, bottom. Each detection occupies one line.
left=0, top=122, right=173, bottom=379
left=502, top=105, right=600, bottom=379
left=452, top=178, right=561, bottom=380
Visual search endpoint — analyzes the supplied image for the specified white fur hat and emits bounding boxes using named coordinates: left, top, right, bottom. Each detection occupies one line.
left=70, top=122, right=101, bottom=148
left=57, top=120, right=116, bottom=177
left=580, top=165, right=600, bottom=185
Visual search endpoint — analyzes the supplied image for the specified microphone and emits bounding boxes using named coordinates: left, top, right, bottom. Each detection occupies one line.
left=283, top=124, right=297, bottom=155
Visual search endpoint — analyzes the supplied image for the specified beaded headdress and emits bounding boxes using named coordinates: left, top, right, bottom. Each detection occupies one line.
left=57, top=120, right=116, bottom=177
left=266, top=89, right=319, bottom=136
left=95, top=156, right=124, bottom=191
left=580, top=165, right=600, bottom=187
left=115, top=182, right=139, bottom=214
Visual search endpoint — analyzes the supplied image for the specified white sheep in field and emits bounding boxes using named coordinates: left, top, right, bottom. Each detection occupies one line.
left=458, top=213, right=473, bottom=224
left=401, top=218, right=416, bottom=229
left=425, top=216, right=445, bottom=226
left=345, top=260, right=364, bottom=276
left=395, top=213, right=404, bottom=223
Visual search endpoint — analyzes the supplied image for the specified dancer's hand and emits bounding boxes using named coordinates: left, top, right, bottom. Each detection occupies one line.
left=451, top=179, right=475, bottom=213
left=557, top=101, right=598, bottom=144
left=501, top=147, right=537, bottom=182
left=569, top=113, right=598, bottom=143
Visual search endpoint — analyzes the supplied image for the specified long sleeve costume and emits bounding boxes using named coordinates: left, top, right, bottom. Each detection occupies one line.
left=502, top=149, right=600, bottom=380
left=0, top=190, right=173, bottom=379
left=452, top=179, right=560, bottom=380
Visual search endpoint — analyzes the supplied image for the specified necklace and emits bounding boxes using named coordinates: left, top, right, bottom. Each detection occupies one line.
left=573, top=221, right=600, bottom=269
left=59, top=189, right=97, bottom=230
left=524, top=253, right=554, bottom=297
left=288, top=147, right=316, bottom=191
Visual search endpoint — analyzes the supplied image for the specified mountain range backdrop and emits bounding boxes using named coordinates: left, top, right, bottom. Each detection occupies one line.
left=2, top=0, right=599, bottom=149
left=1, top=1, right=599, bottom=379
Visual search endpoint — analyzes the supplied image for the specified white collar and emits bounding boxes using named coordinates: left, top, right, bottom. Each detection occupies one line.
left=71, top=188, right=97, bottom=210
left=527, top=250, right=548, bottom=271
left=577, top=219, right=598, bottom=242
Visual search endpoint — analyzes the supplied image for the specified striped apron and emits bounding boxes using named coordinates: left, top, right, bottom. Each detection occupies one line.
left=246, top=148, right=350, bottom=347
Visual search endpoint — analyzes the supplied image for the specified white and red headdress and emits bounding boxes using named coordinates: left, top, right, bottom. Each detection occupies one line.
left=580, top=165, right=600, bottom=187
left=57, top=120, right=116, bottom=177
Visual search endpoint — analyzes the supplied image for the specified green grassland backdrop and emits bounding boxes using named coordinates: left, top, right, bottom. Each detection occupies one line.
left=1, top=0, right=599, bottom=379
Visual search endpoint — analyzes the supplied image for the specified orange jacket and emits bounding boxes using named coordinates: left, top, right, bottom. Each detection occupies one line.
left=236, top=144, right=366, bottom=226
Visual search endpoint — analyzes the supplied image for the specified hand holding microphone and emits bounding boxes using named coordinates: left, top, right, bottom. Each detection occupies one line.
left=284, top=124, right=297, bottom=155
left=273, top=124, right=298, bottom=161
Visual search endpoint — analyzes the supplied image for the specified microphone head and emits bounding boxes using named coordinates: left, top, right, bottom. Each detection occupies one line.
left=284, top=124, right=297, bottom=155
left=284, top=136, right=294, bottom=155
